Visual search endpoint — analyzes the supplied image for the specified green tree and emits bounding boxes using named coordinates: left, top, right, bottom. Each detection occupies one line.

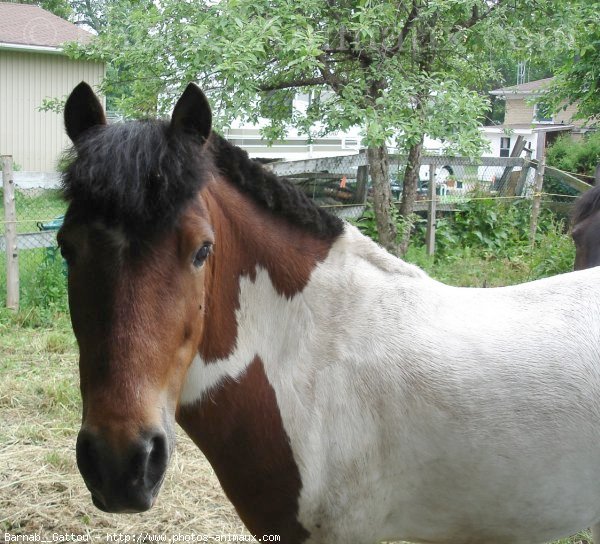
left=66, top=0, right=566, bottom=254
left=8, top=0, right=106, bottom=31
left=543, top=2, right=599, bottom=125
left=4, top=0, right=72, bottom=19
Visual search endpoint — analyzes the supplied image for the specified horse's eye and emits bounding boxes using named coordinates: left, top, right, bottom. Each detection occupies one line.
left=193, top=244, right=212, bottom=268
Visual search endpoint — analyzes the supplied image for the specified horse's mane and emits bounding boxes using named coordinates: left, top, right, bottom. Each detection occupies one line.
left=211, top=134, right=343, bottom=239
left=62, top=120, right=210, bottom=236
left=62, top=121, right=343, bottom=240
left=572, top=184, right=600, bottom=225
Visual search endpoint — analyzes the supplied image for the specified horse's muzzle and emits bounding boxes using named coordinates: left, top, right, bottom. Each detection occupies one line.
left=76, top=427, right=170, bottom=513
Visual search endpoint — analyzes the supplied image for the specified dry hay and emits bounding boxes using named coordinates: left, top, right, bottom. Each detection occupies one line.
left=0, top=324, right=249, bottom=543
left=0, top=429, right=249, bottom=541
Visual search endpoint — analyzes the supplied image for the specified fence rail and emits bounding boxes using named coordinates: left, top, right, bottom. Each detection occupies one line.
left=2, top=151, right=594, bottom=310
left=0, top=171, right=61, bottom=189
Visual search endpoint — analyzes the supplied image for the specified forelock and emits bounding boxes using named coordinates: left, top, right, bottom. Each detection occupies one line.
left=62, top=120, right=212, bottom=237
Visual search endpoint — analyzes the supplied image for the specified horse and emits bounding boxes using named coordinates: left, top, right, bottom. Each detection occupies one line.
left=59, top=82, right=600, bottom=544
left=572, top=184, right=600, bottom=269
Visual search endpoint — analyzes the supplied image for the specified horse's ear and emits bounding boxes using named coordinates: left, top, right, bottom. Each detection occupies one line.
left=170, top=83, right=212, bottom=143
left=64, top=82, right=106, bottom=143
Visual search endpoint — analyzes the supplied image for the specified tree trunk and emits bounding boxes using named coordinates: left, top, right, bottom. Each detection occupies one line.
left=367, top=145, right=398, bottom=254
left=398, top=136, right=424, bottom=255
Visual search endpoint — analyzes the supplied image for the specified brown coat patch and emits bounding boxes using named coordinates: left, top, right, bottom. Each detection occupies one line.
left=199, top=179, right=332, bottom=362
left=177, top=356, right=310, bottom=543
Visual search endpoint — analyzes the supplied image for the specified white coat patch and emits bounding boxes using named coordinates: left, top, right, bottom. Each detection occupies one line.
left=180, top=224, right=600, bottom=544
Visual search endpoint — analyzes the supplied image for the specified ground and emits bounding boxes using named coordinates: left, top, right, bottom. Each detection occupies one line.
left=0, top=318, right=250, bottom=542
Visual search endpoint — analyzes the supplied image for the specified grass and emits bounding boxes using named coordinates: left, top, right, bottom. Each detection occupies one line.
left=404, top=239, right=576, bottom=287
left=0, top=188, right=66, bottom=234
left=0, top=188, right=67, bottom=314
left=0, top=317, right=248, bottom=539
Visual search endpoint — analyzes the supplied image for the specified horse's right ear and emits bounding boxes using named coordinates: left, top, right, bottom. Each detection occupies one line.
left=170, top=83, right=212, bottom=143
left=64, top=82, right=106, bottom=143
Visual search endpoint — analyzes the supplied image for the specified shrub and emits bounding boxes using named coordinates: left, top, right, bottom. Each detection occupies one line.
left=546, top=132, right=600, bottom=176
left=355, top=194, right=575, bottom=285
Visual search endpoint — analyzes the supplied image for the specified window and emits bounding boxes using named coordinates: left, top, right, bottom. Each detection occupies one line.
left=342, top=138, right=359, bottom=150
left=500, top=136, right=511, bottom=157
left=533, top=103, right=553, bottom=124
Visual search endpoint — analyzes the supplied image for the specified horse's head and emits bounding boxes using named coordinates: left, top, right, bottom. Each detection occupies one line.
left=572, top=185, right=600, bottom=270
left=59, top=83, right=215, bottom=513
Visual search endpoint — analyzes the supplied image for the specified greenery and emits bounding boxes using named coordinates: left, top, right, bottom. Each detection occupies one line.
left=353, top=196, right=575, bottom=286
left=543, top=1, right=600, bottom=125
left=58, top=0, right=572, bottom=253
left=546, top=132, right=600, bottom=177
left=0, top=189, right=67, bottom=327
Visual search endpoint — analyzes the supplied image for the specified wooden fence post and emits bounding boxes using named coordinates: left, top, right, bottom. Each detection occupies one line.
left=426, top=164, right=436, bottom=256
left=516, top=148, right=533, bottom=196
left=2, top=155, right=19, bottom=311
left=529, top=156, right=545, bottom=247
left=498, top=135, right=526, bottom=193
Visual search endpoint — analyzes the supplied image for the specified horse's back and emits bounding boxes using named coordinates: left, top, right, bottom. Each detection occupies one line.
left=294, top=232, right=600, bottom=543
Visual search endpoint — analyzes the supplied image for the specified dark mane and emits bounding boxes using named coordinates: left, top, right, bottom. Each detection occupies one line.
left=211, top=135, right=343, bottom=239
left=572, top=184, right=600, bottom=225
left=62, top=120, right=211, bottom=236
left=63, top=121, right=343, bottom=240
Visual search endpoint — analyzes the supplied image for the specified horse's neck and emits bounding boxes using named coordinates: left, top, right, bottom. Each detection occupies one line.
left=198, top=179, right=334, bottom=362
left=177, top=180, right=334, bottom=539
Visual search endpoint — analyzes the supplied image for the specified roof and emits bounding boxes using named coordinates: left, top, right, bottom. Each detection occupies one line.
left=483, top=123, right=572, bottom=131
left=0, top=2, right=92, bottom=50
left=490, top=78, right=554, bottom=97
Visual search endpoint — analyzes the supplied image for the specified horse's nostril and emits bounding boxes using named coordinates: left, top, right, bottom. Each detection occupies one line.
left=125, top=431, right=168, bottom=489
left=76, top=430, right=103, bottom=491
left=145, top=432, right=169, bottom=489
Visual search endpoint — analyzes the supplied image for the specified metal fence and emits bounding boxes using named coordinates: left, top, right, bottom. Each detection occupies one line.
left=1, top=159, right=66, bottom=310
left=267, top=152, right=540, bottom=219
left=1, top=152, right=592, bottom=310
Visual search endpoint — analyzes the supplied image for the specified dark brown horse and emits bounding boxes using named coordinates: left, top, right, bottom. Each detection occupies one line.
left=59, top=82, right=600, bottom=544
left=572, top=184, right=600, bottom=269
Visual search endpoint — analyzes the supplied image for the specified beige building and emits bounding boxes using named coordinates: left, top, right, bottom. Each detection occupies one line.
left=0, top=2, right=105, bottom=171
left=483, top=78, right=592, bottom=160
left=491, top=78, right=585, bottom=128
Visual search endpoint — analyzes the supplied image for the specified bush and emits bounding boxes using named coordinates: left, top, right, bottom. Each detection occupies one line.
left=411, top=193, right=544, bottom=259
left=0, top=252, right=69, bottom=328
left=546, top=132, right=600, bottom=176
left=354, top=194, right=575, bottom=285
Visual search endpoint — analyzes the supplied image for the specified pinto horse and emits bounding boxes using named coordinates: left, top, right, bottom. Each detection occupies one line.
left=59, top=82, right=600, bottom=544
left=572, top=184, right=600, bottom=269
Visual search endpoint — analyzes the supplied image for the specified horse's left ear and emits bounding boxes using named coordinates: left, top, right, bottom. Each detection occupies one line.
left=64, top=81, right=106, bottom=143
left=170, top=83, right=212, bottom=143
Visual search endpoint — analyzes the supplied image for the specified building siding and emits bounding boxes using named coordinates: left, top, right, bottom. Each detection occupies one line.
left=503, top=97, right=586, bottom=128
left=554, top=102, right=586, bottom=127
left=0, top=50, right=104, bottom=171
left=504, top=98, right=535, bottom=125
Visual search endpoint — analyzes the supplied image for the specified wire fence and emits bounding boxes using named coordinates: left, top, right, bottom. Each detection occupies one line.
left=1, top=153, right=591, bottom=311
left=267, top=152, right=587, bottom=219
left=1, top=165, right=66, bottom=310
left=268, top=152, right=546, bottom=220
